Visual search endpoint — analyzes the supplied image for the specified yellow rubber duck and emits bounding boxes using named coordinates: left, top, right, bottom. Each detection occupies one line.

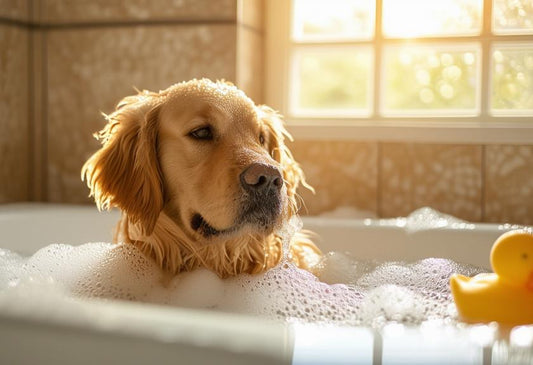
left=450, top=229, right=533, bottom=326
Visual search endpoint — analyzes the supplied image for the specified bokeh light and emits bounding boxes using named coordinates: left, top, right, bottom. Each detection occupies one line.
left=383, top=46, right=479, bottom=113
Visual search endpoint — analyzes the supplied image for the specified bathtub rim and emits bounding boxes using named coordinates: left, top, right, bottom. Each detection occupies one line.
left=0, top=295, right=292, bottom=365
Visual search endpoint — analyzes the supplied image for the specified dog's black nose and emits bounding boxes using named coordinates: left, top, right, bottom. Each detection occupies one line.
left=240, top=163, right=283, bottom=193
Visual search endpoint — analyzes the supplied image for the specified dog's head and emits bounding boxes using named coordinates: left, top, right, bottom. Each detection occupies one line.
left=82, top=80, right=308, bottom=248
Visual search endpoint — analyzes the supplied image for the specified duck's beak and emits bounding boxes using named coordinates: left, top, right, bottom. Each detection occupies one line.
left=527, top=271, right=533, bottom=292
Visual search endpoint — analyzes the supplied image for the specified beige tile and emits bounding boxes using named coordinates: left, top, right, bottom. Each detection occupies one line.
left=239, top=0, right=263, bottom=30
left=484, top=145, right=533, bottom=225
left=237, top=26, right=263, bottom=103
left=380, top=143, right=483, bottom=221
left=289, top=140, right=378, bottom=216
left=46, top=25, right=237, bottom=203
left=0, top=25, right=29, bottom=202
left=29, top=29, right=46, bottom=201
left=0, top=0, right=30, bottom=22
left=42, top=0, right=237, bottom=24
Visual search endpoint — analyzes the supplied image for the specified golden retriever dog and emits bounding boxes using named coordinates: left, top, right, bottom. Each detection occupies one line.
left=82, top=79, right=321, bottom=278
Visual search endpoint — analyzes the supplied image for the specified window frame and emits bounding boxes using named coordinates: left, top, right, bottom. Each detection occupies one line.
left=265, top=0, right=533, bottom=144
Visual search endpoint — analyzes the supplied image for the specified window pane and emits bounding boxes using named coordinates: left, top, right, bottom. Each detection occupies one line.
left=292, top=0, right=375, bottom=41
left=383, top=46, right=480, bottom=115
left=491, top=46, right=533, bottom=114
left=383, top=0, right=482, bottom=38
left=290, top=47, right=372, bottom=116
left=493, top=0, right=533, bottom=34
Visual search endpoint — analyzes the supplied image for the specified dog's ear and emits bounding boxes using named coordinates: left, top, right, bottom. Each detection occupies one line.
left=82, top=92, right=164, bottom=235
left=258, top=105, right=313, bottom=215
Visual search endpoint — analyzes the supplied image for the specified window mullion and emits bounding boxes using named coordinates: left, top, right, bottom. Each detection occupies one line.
left=480, top=0, right=493, bottom=119
left=282, top=0, right=533, bottom=124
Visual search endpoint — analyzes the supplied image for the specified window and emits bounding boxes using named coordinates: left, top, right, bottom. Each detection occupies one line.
left=265, top=0, right=533, bottom=143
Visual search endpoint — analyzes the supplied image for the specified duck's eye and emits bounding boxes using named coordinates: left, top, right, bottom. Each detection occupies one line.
left=522, top=253, right=529, bottom=260
left=189, top=126, right=213, bottom=140
left=259, top=132, right=265, bottom=145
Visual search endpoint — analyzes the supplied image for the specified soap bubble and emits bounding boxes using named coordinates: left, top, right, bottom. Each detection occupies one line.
left=0, top=238, right=484, bottom=328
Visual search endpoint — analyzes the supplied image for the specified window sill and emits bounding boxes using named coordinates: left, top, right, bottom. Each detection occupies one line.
left=286, top=120, right=533, bottom=144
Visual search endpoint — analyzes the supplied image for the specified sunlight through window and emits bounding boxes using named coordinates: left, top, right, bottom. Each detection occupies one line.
left=285, top=0, right=533, bottom=120
left=291, top=47, right=372, bottom=116
left=383, top=45, right=480, bottom=115
left=493, top=0, right=533, bottom=34
left=292, top=0, right=375, bottom=41
left=383, top=0, right=482, bottom=38
left=491, top=45, right=533, bottom=113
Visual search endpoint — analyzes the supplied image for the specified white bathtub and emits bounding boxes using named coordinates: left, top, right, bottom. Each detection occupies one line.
left=0, top=203, right=531, bottom=365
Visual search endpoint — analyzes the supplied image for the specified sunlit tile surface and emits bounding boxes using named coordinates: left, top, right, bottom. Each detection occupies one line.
left=237, top=27, right=264, bottom=103
left=484, top=145, right=533, bottom=225
left=46, top=25, right=237, bottom=203
left=42, top=0, right=236, bottom=23
left=380, top=143, right=483, bottom=221
left=289, top=140, right=378, bottom=216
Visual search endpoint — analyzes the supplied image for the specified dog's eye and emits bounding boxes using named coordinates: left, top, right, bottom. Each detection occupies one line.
left=189, top=126, right=213, bottom=140
left=259, top=132, right=265, bottom=146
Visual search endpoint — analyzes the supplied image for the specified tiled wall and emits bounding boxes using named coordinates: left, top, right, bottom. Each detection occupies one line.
left=0, top=0, right=264, bottom=204
left=290, top=141, right=533, bottom=225
left=1, top=1, right=531, bottom=225
left=0, top=10, right=30, bottom=203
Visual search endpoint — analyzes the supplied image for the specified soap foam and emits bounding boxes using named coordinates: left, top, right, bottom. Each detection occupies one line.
left=380, top=207, right=470, bottom=233
left=0, top=238, right=484, bottom=327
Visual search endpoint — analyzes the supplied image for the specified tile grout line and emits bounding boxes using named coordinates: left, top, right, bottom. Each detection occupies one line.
left=41, top=29, right=48, bottom=201
left=27, top=16, right=34, bottom=201
left=374, top=0, right=384, bottom=219
left=0, top=17, right=238, bottom=30
left=480, top=144, right=486, bottom=222
left=376, top=142, right=383, bottom=218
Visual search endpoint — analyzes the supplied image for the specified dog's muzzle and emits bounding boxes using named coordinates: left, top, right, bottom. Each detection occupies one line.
left=239, top=163, right=284, bottom=228
left=190, top=163, right=285, bottom=238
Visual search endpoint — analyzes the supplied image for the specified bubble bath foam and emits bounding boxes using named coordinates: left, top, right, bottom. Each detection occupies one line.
left=0, top=204, right=531, bottom=365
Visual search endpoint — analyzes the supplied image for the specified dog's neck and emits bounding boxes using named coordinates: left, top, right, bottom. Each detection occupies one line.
left=115, top=211, right=282, bottom=278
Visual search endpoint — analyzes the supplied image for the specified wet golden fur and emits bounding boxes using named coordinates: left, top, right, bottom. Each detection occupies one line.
left=82, top=79, right=321, bottom=278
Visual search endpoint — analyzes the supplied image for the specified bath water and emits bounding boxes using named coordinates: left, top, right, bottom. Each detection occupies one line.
left=0, top=235, right=484, bottom=327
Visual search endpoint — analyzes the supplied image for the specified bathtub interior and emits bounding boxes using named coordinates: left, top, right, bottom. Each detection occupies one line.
left=0, top=203, right=532, bottom=365
left=0, top=203, right=508, bottom=268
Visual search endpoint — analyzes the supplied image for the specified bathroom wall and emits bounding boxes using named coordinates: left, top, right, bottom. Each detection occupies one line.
left=0, top=0, right=264, bottom=204
left=0, top=1, right=531, bottom=225
left=0, top=2, right=30, bottom=203
left=290, top=141, right=533, bottom=225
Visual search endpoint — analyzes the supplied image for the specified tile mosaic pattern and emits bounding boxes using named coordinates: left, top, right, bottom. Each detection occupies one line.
left=484, top=145, right=533, bottom=225
left=29, top=29, right=45, bottom=201
left=41, top=0, right=236, bottom=23
left=46, top=25, right=237, bottom=203
left=380, top=143, right=483, bottom=222
left=0, top=0, right=30, bottom=21
left=0, top=25, right=29, bottom=202
left=289, top=140, right=378, bottom=216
